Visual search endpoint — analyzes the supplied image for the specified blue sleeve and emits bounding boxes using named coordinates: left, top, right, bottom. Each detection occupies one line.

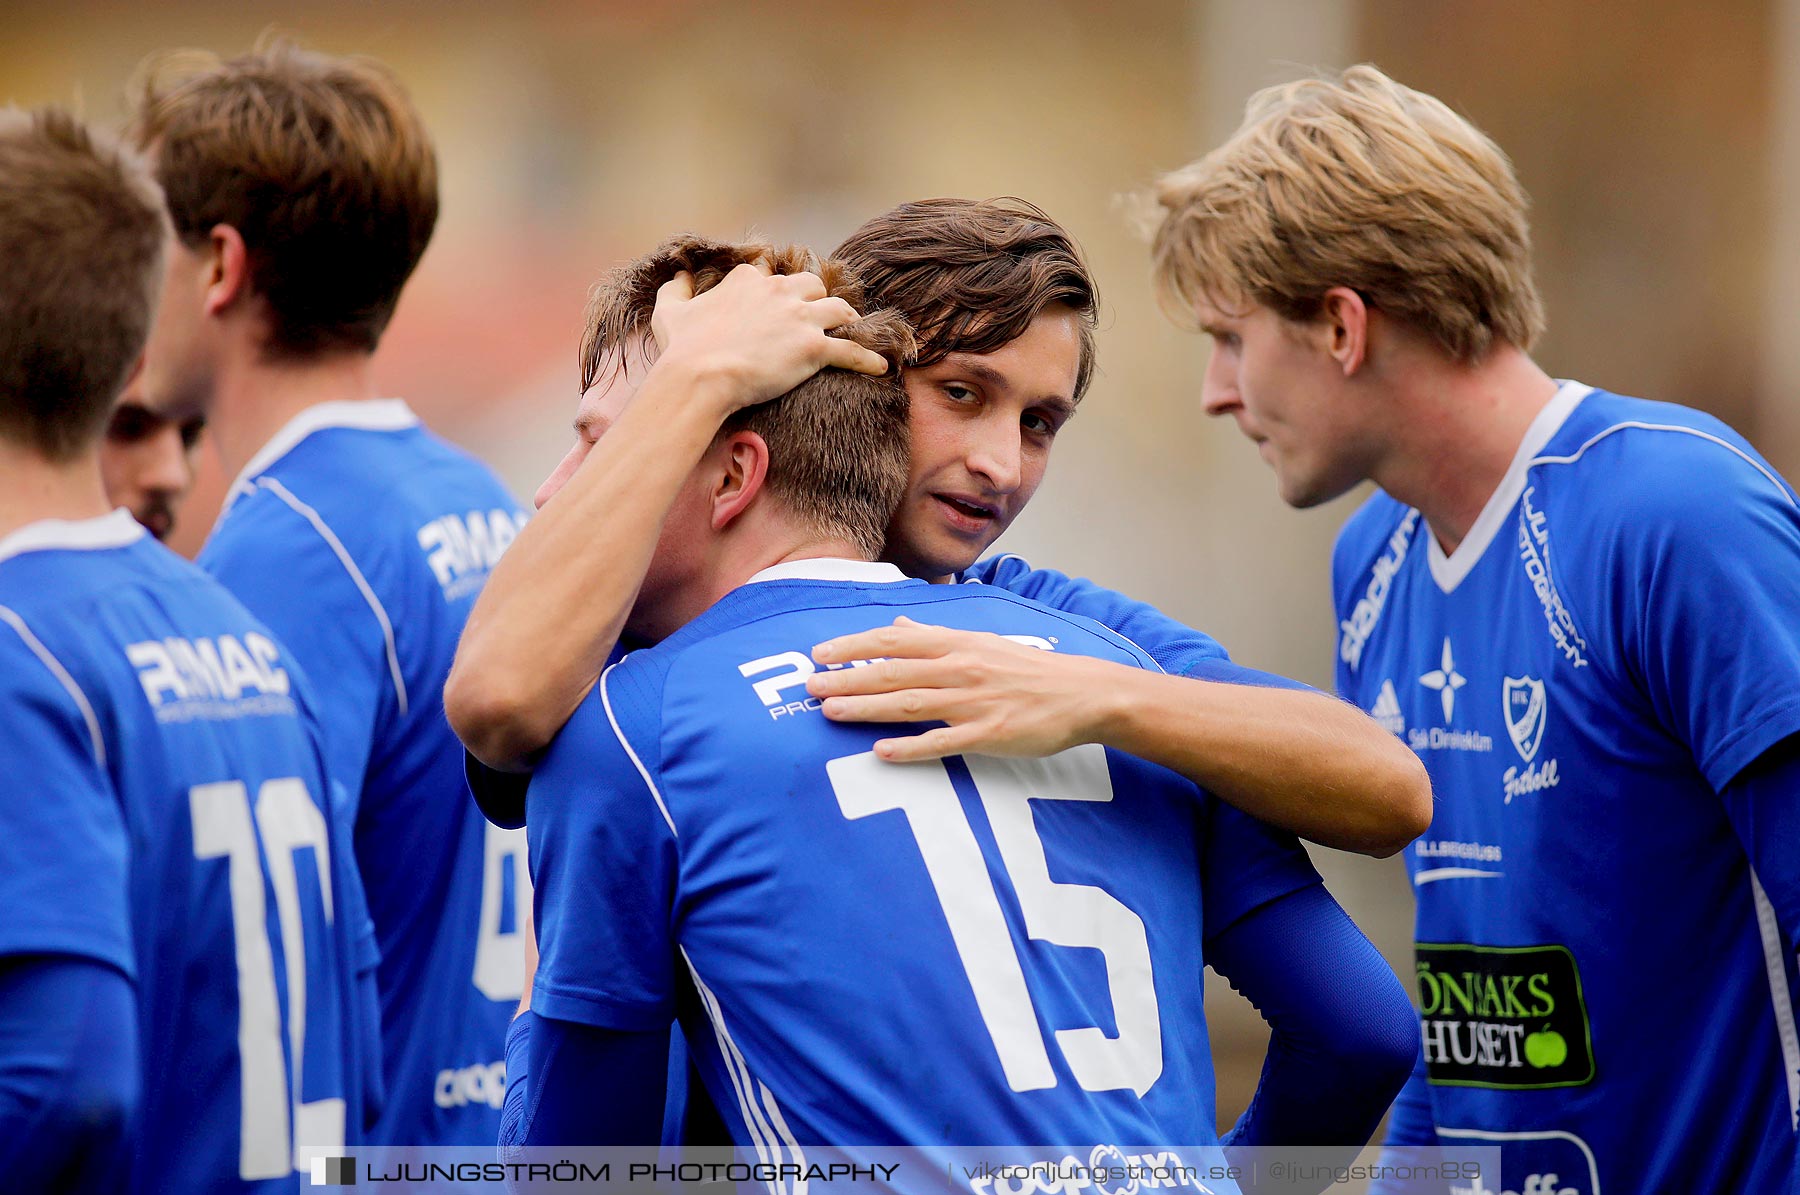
left=527, top=681, right=679, bottom=1032
left=1211, top=883, right=1418, bottom=1152
left=0, top=956, right=138, bottom=1193
left=497, top=1011, right=534, bottom=1158
left=1201, top=800, right=1324, bottom=941
left=0, top=633, right=131, bottom=975
left=499, top=1014, right=705, bottom=1154
left=1367, top=1057, right=1450, bottom=1194
left=966, top=555, right=1233, bottom=674
left=201, top=496, right=393, bottom=817
left=1607, top=446, right=1800, bottom=789
left=517, top=1011, right=670, bottom=1146
left=467, top=753, right=529, bottom=831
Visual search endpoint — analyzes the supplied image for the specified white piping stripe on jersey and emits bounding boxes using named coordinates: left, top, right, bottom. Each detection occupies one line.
left=1531, top=421, right=1800, bottom=511
left=0, top=509, right=143, bottom=566
left=1751, top=871, right=1800, bottom=1126
left=253, top=477, right=410, bottom=717
left=1425, top=380, right=1590, bottom=594
left=224, top=398, right=420, bottom=510
left=599, top=662, right=676, bottom=837
left=682, top=951, right=784, bottom=1194
left=0, top=605, right=106, bottom=767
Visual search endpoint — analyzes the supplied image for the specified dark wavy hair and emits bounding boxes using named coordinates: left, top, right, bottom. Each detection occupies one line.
left=832, top=197, right=1099, bottom=401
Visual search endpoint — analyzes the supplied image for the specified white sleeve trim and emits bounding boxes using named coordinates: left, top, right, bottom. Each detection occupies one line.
left=253, top=476, right=410, bottom=716
left=599, top=661, right=676, bottom=838
left=0, top=605, right=106, bottom=767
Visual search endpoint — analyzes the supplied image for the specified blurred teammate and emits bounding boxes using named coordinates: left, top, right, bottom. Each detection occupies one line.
left=508, top=239, right=1416, bottom=1166
left=127, top=38, right=532, bottom=1148
left=0, top=105, right=369, bottom=1192
left=1152, top=65, right=1800, bottom=1194
left=99, top=396, right=203, bottom=542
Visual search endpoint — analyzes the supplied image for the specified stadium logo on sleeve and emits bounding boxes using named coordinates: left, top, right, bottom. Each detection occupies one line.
left=1339, top=509, right=1420, bottom=671
left=1415, top=943, right=1594, bottom=1089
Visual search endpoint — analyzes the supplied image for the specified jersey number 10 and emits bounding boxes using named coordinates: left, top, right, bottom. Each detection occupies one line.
left=829, top=744, right=1163, bottom=1097
left=190, top=777, right=344, bottom=1180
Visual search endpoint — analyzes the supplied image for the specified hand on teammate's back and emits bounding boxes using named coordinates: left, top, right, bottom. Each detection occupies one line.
left=649, top=262, right=889, bottom=415
left=807, top=616, right=1112, bottom=762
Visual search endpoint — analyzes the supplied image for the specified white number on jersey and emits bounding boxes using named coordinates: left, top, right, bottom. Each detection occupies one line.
left=829, top=744, right=1163, bottom=1096
left=190, top=777, right=344, bottom=1180
left=472, top=820, right=533, bottom=1001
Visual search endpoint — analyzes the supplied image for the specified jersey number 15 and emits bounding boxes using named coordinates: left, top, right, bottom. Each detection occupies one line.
left=830, top=744, right=1163, bottom=1097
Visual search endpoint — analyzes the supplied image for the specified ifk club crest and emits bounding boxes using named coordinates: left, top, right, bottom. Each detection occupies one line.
left=1503, top=676, right=1547, bottom=762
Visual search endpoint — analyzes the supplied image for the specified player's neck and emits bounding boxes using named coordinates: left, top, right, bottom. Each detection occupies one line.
left=1371, top=344, right=1560, bottom=556
left=0, top=442, right=113, bottom=543
left=634, top=529, right=870, bottom=643
left=207, top=346, right=383, bottom=483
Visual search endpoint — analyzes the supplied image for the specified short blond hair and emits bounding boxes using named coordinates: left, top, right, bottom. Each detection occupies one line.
left=1151, top=64, right=1543, bottom=363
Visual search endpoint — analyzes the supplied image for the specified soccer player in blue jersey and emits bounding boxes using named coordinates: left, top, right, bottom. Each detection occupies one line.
left=0, top=105, right=370, bottom=1192
left=124, top=38, right=532, bottom=1148
left=1148, top=65, right=1800, bottom=1194
left=450, top=202, right=1428, bottom=1155
left=505, top=237, right=1417, bottom=1165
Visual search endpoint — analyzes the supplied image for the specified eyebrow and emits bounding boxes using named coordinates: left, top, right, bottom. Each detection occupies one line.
left=938, top=355, right=1080, bottom=414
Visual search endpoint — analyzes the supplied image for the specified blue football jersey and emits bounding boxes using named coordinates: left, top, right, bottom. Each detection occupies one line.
left=0, top=511, right=367, bottom=1192
left=528, top=560, right=1319, bottom=1170
left=1335, top=383, right=1800, bottom=1193
left=200, top=400, right=533, bottom=1147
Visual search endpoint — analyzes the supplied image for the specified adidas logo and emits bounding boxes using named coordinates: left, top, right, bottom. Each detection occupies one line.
left=1370, top=679, right=1406, bottom=735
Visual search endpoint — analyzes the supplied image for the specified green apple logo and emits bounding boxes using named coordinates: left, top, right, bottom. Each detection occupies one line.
left=1524, top=1027, right=1568, bottom=1069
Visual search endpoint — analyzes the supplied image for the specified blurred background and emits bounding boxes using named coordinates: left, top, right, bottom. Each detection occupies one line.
left=8, top=0, right=1798, bottom=1131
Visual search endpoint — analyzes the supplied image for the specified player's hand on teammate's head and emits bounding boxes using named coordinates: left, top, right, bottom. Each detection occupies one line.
left=586, top=237, right=893, bottom=421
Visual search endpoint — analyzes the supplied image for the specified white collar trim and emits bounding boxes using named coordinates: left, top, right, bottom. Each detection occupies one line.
left=0, top=508, right=144, bottom=566
left=1426, top=380, right=1592, bottom=593
left=226, top=398, right=418, bottom=505
left=746, top=558, right=908, bottom=585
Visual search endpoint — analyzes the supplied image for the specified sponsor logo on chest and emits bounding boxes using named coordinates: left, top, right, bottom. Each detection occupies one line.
left=1415, top=942, right=1595, bottom=1090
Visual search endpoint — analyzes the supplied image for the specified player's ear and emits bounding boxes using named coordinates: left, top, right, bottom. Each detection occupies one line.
left=1320, top=286, right=1370, bottom=376
left=203, top=224, right=253, bottom=317
left=710, top=429, right=770, bottom=532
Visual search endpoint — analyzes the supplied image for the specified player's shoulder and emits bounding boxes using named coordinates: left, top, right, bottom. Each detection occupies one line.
left=214, top=402, right=528, bottom=603
left=1529, top=387, right=1797, bottom=537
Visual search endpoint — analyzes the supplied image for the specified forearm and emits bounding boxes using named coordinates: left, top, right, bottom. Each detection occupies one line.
left=1211, top=885, right=1418, bottom=1153
left=1092, top=662, right=1431, bottom=856
left=446, top=363, right=734, bottom=770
